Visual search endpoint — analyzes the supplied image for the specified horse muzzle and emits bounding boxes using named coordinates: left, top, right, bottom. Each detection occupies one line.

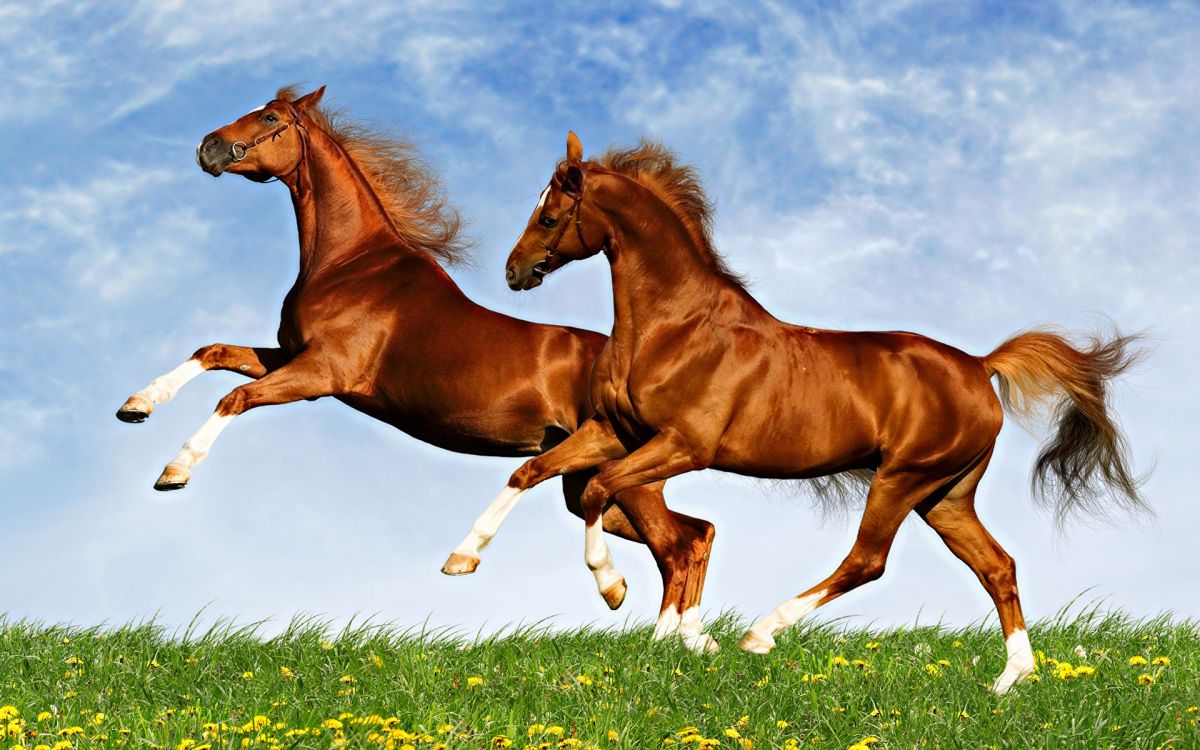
left=506, top=257, right=551, bottom=291
left=196, top=135, right=234, bottom=176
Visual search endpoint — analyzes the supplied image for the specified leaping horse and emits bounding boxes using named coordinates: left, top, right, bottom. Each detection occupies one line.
left=458, top=131, right=1147, bottom=693
left=116, top=89, right=718, bottom=649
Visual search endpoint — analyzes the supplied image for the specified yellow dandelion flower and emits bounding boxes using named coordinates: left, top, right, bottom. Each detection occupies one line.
left=1187, top=706, right=1198, bottom=714
left=832, top=707, right=846, bottom=714
left=323, top=719, right=343, bottom=730
left=608, top=730, right=619, bottom=741
left=1075, top=665, right=1096, bottom=677
left=725, top=728, right=741, bottom=738
left=546, top=725, right=565, bottom=736
left=776, top=720, right=790, bottom=729
left=1129, top=656, right=1148, bottom=666
left=0, top=707, right=18, bottom=721
left=91, top=713, right=105, bottom=725
left=371, top=654, right=384, bottom=668
left=832, top=656, right=849, bottom=667
left=466, top=676, right=484, bottom=687
left=958, top=710, right=970, bottom=719
left=937, top=659, right=951, bottom=667
left=37, top=711, right=52, bottom=722
left=1138, top=673, right=1155, bottom=685
left=320, top=640, right=334, bottom=650
left=177, top=741, right=196, bottom=750
left=491, top=735, right=513, bottom=748
left=1152, top=656, right=1170, bottom=666
left=576, top=674, right=594, bottom=685
left=1027, top=673, right=1040, bottom=683
left=925, top=664, right=941, bottom=676
left=865, top=641, right=881, bottom=651
left=241, top=671, right=254, bottom=680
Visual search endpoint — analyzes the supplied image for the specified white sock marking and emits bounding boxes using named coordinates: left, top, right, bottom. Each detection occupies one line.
left=678, top=605, right=717, bottom=653
left=747, top=589, right=826, bottom=640
left=653, top=605, right=681, bottom=640
left=991, top=627, right=1035, bottom=694
left=133, top=359, right=206, bottom=408
left=451, top=486, right=528, bottom=559
left=167, top=412, right=234, bottom=471
left=585, top=520, right=622, bottom=594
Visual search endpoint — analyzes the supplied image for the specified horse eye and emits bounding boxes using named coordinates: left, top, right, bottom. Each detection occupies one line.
left=263, top=113, right=278, bottom=124
left=539, top=214, right=558, bottom=228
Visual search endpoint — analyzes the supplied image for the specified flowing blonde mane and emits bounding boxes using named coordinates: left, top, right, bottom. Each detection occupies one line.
left=277, top=86, right=469, bottom=265
left=591, top=140, right=745, bottom=288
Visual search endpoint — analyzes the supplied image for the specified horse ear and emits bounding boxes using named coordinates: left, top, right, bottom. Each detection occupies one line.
left=566, top=130, right=583, bottom=166
left=294, top=85, right=326, bottom=111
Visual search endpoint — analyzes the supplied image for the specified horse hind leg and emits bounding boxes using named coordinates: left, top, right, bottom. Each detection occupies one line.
left=610, top=484, right=718, bottom=652
left=918, top=465, right=1033, bottom=694
left=739, top=468, right=947, bottom=654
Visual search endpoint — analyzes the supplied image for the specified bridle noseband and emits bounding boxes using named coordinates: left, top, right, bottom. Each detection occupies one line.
left=538, top=169, right=594, bottom=273
left=228, top=100, right=308, bottom=181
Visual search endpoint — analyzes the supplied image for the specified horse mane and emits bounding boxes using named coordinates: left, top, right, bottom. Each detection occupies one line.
left=590, top=140, right=747, bottom=288
left=276, top=86, right=469, bottom=265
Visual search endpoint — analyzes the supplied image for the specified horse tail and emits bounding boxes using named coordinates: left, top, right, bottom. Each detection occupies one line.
left=981, top=327, right=1149, bottom=525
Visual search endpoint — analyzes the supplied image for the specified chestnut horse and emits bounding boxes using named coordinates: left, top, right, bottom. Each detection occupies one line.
left=115, top=90, right=717, bottom=642
left=462, top=131, right=1146, bottom=693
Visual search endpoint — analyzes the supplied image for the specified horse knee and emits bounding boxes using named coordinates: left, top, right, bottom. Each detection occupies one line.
left=216, top=387, right=250, bottom=416
left=191, top=343, right=224, bottom=367
left=982, top=554, right=1018, bottom=599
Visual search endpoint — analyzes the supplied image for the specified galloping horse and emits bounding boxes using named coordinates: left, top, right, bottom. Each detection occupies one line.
left=460, top=132, right=1146, bottom=693
left=116, top=90, right=717, bottom=644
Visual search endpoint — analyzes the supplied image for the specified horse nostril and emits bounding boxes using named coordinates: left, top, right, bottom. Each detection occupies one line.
left=506, top=266, right=517, bottom=285
left=203, top=137, right=221, bottom=153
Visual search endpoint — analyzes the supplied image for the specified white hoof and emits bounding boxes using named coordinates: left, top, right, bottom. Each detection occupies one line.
left=684, top=632, right=720, bottom=654
left=738, top=627, right=776, bottom=654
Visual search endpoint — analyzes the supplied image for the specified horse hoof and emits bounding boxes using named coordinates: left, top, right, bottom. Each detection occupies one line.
left=441, top=553, right=480, bottom=576
left=685, top=632, right=720, bottom=654
left=117, top=395, right=153, bottom=423
left=738, top=628, right=776, bottom=655
left=154, top=465, right=190, bottom=491
left=601, top=578, right=627, bottom=610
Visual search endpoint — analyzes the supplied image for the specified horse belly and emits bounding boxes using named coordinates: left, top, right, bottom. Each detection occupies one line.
left=713, top=401, right=878, bottom=479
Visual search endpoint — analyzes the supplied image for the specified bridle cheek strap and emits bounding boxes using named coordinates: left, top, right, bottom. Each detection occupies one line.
left=542, top=170, right=593, bottom=266
left=228, top=100, right=308, bottom=182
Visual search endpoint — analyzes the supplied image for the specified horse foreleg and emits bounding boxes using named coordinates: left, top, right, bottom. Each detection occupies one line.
left=577, top=429, right=706, bottom=613
left=117, top=344, right=288, bottom=422
left=152, top=349, right=341, bottom=490
left=441, top=417, right=627, bottom=575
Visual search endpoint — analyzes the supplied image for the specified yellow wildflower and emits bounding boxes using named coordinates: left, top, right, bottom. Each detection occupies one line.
left=280, top=666, right=294, bottom=680
left=491, top=736, right=513, bottom=748
left=725, top=728, right=741, bottom=738
left=1152, top=656, right=1171, bottom=666
left=320, top=640, right=334, bottom=650
left=776, top=720, right=790, bottom=729
left=0, top=707, right=18, bottom=721
left=241, top=671, right=254, bottom=680
left=1138, top=673, right=1155, bottom=685
left=323, top=719, right=343, bottom=730
left=546, top=726, right=565, bottom=736
left=37, top=712, right=51, bottom=722
left=937, top=659, right=951, bottom=667
left=924, top=664, right=941, bottom=676
left=865, top=641, right=881, bottom=651
left=338, top=674, right=357, bottom=684
left=832, top=656, right=849, bottom=667
left=1075, top=665, right=1096, bottom=677
left=466, top=676, right=484, bottom=687
left=1129, top=656, right=1148, bottom=666
left=608, top=730, right=619, bottom=741
left=91, top=712, right=105, bottom=725
left=576, top=674, right=594, bottom=685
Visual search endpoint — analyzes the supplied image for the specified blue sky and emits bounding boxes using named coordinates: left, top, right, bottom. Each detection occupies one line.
left=1, top=1, right=1197, bottom=637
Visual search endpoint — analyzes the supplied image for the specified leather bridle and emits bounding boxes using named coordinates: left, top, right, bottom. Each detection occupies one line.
left=538, top=168, right=594, bottom=273
left=228, top=100, right=308, bottom=181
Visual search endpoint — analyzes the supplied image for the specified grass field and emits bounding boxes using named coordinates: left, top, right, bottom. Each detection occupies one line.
left=1, top=610, right=1196, bottom=750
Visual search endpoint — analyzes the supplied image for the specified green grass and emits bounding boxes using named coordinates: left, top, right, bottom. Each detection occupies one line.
left=1, top=610, right=1196, bottom=750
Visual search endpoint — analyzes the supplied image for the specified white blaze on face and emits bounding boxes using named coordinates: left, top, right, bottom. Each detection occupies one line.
left=450, top=485, right=528, bottom=560
left=166, top=412, right=235, bottom=472
left=250, top=104, right=266, bottom=112
left=535, top=184, right=551, bottom=212
left=135, top=359, right=206, bottom=407
left=991, top=627, right=1035, bottom=694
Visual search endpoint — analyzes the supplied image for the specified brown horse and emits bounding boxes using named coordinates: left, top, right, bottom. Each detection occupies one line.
left=115, top=90, right=717, bottom=643
left=467, top=131, right=1146, bottom=693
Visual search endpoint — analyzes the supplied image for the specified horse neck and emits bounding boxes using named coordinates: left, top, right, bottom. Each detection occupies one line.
left=283, top=125, right=414, bottom=281
left=597, top=176, right=730, bottom=332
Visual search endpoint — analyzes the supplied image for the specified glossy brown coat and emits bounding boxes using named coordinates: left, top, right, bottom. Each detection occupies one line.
left=494, top=132, right=1146, bottom=690
left=117, top=91, right=715, bottom=619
